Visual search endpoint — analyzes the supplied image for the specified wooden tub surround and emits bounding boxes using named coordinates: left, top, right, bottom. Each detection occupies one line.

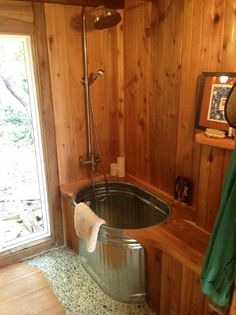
left=60, top=175, right=213, bottom=315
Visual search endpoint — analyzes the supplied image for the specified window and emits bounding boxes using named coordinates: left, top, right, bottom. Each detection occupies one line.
left=0, top=35, right=51, bottom=252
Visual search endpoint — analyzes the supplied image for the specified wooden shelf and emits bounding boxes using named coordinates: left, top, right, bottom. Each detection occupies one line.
left=195, top=132, right=235, bottom=150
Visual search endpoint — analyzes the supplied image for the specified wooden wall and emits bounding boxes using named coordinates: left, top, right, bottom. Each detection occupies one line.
left=44, top=3, right=124, bottom=184
left=124, top=0, right=236, bottom=232
left=43, top=0, right=236, bottom=231
left=146, top=248, right=209, bottom=315
left=0, top=1, right=34, bottom=33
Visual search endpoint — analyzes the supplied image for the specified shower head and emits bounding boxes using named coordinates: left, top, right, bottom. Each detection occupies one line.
left=94, top=9, right=121, bottom=30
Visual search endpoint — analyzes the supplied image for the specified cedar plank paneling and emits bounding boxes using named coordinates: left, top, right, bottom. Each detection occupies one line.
left=182, top=266, right=205, bottom=315
left=160, top=0, right=183, bottom=193
left=199, top=1, right=214, bottom=71
left=144, top=246, right=207, bottom=315
left=149, top=0, right=165, bottom=189
left=45, top=3, right=122, bottom=184
left=205, top=148, right=225, bottom=231
left=179, top=266, right=195, bottom=315
left=15, top=0, right=124, bottom=9
left=0, top=0, right=33, bottom=33
left=209, top=0, right=226, bottom=71
left=45, top=4, right=80, bottom=183
left=145, top=247, right=162, bottom=313
left=160, top=253, right=183, bottom=315
left=195, top=145, right=212, bottom=228
left=221, top=0, right=236, bottom=70
left=116, top=10, right=125, bottom=156
left=0, top=1, right=33, bottom=23
left=125, top=0, right=235, bottom=231
left=124, top=0, right=151, bottom=180
left=179, top=266, right=206, bottom=315
left=176, top=0, right=203, bottom=188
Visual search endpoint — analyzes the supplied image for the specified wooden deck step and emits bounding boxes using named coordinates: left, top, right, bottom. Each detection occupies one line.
left=0, top=263, right=66, bottom=315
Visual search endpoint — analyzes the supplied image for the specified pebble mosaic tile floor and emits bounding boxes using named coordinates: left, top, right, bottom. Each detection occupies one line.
left=26, top=247, right=155, bottom=315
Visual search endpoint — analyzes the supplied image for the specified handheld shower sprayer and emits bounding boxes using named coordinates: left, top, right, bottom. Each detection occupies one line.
left=81, top=69, right=104, bottom=86
left=88, top=69, right=104, bottom=85
left=97, top=69, right=104, bottom=77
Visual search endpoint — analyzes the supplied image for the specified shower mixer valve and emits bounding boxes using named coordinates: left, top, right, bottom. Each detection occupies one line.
left=79, top=155, right=101, bottom=168
left=80, top=69, right=104, bottom=86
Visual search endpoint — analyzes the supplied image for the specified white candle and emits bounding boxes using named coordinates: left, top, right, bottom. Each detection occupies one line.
left=110, top=163, right=117, bottom=176
left=228, top=127, right=233, bottom=138
left=117, top=156, right=125, bottom=178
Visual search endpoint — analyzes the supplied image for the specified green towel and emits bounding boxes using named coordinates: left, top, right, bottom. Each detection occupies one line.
left=201, top=147, right=236, bottom=308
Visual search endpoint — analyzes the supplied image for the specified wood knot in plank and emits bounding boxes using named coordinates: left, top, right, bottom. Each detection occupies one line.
left=48, top=36, right=54, bottom=51
left=139, top=118, right=145, bottom=130
left=213, top=13, right=220, bottom=24
left=145, top=27, right=151, bottom=37
left=151, top=18, right=158, bottom=31
left=208, top=150, right=213, bottom=162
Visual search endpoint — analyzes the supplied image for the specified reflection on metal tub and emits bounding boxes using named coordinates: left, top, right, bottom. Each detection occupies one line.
left=73, top=181, right=171, bottom=304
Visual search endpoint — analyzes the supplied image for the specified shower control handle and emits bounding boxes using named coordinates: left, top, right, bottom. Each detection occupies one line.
left=81, top=69, right=105, bottom=87
left=79, top=155, right=101, bottom=168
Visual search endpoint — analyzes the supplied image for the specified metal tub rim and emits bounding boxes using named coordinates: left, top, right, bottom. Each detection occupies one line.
left=73, top=180, right=172, bottom=231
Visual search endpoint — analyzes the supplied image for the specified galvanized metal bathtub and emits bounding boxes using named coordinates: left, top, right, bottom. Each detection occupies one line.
left=73, top=181, right=171, bottom=304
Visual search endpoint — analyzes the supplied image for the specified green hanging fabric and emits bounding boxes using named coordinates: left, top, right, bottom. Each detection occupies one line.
left=201, top=146, right=236, bottom=308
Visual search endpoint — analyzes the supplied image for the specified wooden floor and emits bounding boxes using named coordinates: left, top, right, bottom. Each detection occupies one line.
left=0, top=262, right=66, bottom=315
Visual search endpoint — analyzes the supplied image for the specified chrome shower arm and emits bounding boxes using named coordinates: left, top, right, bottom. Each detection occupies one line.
left=82, top=5, right=105, bottom=20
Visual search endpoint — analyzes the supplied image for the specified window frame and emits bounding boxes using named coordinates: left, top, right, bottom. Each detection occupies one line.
left=0, top=2, right=63, bottom=266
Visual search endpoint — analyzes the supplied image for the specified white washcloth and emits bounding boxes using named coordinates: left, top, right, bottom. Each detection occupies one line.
left=74, top=202, right=106, bottom=253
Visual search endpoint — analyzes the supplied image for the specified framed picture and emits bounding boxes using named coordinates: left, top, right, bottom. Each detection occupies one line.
left=196, top=72, right=236, bottom=131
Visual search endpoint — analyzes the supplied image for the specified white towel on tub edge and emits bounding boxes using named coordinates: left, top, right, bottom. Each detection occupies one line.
left=74, top=202, right=106, bottom=253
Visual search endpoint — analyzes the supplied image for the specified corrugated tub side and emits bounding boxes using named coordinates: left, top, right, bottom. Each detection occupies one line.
left=73, top=181, right=171, bottom=304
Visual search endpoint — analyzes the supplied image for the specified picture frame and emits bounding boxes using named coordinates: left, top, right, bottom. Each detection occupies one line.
left=196, top=72, right=236, bottom=131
